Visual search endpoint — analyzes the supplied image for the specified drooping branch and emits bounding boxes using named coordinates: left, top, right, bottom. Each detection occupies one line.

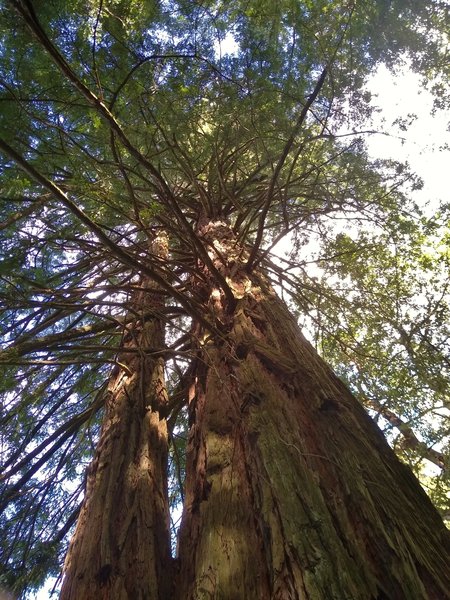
left=0, top=137, right=220, bottom=335
left=0, top=385, right=106, bottom=510
left=366, top=396, right=446, bottom=471
left=246, top=67, right=328, bottom=272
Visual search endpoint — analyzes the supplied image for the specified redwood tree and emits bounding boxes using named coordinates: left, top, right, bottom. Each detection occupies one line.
left=0, top=1, right=449, bottom=598
left=59, top=236, right=172, bottom=599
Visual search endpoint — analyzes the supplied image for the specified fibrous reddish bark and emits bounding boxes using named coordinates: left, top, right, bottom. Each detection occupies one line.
left=177, top=220, right=450, bottom=600
left=59, top=221, right=450, bottom=600
left=60, top=237, right=172, bottom=600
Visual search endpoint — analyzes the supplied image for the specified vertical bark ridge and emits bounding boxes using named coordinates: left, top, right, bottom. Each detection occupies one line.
left=60, top=235, right=172, bottom=600
left=177, top=348, right=273, bottom=599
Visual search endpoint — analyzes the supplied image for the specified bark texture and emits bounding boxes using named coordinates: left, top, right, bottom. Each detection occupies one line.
left=177, top=220, right=450, bottom=600
left=60, top=238, right=172, bottom=600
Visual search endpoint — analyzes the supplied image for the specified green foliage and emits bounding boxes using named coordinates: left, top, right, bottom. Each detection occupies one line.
left=0, top=0, right=449, bottom=594
left=289, top=208, right=449, bottom=519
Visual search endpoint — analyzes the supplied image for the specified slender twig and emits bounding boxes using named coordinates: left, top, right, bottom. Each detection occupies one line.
left=246, top=68, right=328, bottom=272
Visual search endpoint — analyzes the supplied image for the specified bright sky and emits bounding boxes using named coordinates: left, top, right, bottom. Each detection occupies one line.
left=366, top=64, right=449, bottom=212
left=274, top=62, right=450, bottom=276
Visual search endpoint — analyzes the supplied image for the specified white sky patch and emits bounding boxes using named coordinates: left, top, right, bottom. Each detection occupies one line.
left=214, top=31, right=239, bottom=59
left=273, top=63, right=450, bottom=265
left=30, top=578, right=58, bottom=599
left=365, top=65, right=450, bottom=212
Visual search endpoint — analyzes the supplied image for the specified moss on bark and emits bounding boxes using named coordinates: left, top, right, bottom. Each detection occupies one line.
left=177, top=251, right=450, bottom=599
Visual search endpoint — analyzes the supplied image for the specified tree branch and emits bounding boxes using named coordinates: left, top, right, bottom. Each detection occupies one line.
left=246, top=68, right=328, bottom=272
left=0, top=137, right=219, bottom=336
left=367, top=396, right=445, bottom=470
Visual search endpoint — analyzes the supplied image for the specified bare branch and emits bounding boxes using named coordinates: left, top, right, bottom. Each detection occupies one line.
left=246, top=68, right=328, bottom=272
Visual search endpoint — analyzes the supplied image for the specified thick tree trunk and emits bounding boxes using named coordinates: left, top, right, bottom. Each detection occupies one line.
left=176, top=221, right=450, bottom=599
left=60, top=241, right=172, bottom=599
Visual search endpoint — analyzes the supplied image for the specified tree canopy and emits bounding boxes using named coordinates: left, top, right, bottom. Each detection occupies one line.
left=0, top=0, right=449, bottom=595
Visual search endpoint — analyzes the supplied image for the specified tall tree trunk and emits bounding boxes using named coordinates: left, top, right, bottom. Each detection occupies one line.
left=60, top=238, right=172, bottom=600
left=177, top=220, right=450, bottom=599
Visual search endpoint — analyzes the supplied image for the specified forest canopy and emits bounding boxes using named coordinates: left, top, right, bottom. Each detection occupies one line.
left=0, top=0, right=449, bottom=596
